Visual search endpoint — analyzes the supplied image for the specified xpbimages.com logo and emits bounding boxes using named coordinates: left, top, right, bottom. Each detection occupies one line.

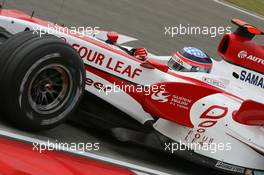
left=32, top=140, right=100, bottom=153
left=164, top=24, right=232, bottom=38
left=32, top=23, right=100, bottom=37
left=164, top=141, right=232, bottom=154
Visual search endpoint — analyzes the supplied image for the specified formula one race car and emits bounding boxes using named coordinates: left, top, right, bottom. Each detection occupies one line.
left=0, top=9, right=263, bottom=175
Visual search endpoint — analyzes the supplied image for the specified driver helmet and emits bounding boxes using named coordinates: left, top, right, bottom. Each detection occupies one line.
left=168, top=47, right=212, bottom=73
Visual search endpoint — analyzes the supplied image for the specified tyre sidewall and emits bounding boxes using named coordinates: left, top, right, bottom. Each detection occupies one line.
left=2, top=40, right=85, bottom=129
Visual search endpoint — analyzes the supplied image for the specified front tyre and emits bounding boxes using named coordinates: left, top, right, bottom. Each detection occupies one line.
left=0, top=31, right=85, bottom=131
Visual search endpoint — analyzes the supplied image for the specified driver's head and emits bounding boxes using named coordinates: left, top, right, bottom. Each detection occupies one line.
left=168, top=47, right=212, bottom=73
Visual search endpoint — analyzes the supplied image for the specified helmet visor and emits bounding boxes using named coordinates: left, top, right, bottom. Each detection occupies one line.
left=168, top=56, right=191, bottom=72
left=190, top=66, right=211, bottom=73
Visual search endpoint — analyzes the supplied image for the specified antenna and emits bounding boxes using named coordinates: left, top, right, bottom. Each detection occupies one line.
left=28, top=0, right=35, bottom=20
left=30, top=11, right=35, bottom=18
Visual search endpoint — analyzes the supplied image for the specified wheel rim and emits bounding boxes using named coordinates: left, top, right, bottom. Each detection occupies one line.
left=28, top=64, right=73, bottom=114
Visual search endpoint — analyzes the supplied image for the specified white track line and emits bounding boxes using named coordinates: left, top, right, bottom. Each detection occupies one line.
left=214, top=0, right=264, bottom=21
left=0, top=129, right=171, bottom=175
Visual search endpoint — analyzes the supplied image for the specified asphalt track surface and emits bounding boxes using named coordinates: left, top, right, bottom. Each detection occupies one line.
left=1, top=0, right=264, bottom=174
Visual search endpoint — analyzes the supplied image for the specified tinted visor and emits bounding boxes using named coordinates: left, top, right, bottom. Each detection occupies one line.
left=168, top=58, right=190, bottom=72
left=191, top=66, right=211, bottom=73
left=168, top=57, right=211, bottom=73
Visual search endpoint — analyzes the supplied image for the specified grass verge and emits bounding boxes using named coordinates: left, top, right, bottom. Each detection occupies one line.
left=226, top=0, right=264, bottom=16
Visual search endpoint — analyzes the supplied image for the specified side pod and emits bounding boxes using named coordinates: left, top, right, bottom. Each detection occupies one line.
left=233, top=100, right=264, bottom=126
left=142, top=82, right=221, bottom=128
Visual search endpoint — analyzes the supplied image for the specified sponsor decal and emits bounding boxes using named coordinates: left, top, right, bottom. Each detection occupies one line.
left=190, top=105, right=228, bottom=144
left=170, top=95, right=192, bottom=110
left=238, top=50, right=264, bottom=65
left=173, top=54, right=192, bottom=69
left=72, top=43, right=142, bottom=79
left=151, top=90, right=170, bottom=103
left=238, top=50, right=248, bottom=59
left=202, top=77, right=226, bottom=88
left=240, top=70, right=264, bottom=89
left=184, top=129, right=214, bottom=145
left=174, top=55, right=184, bottom=66
left=215, top=161, right=244, bottom=174
left=85, top=77, right=111, bottom=93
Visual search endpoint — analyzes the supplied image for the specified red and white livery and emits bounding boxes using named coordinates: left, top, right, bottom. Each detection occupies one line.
left=0, top=10, right=262, bottom=175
